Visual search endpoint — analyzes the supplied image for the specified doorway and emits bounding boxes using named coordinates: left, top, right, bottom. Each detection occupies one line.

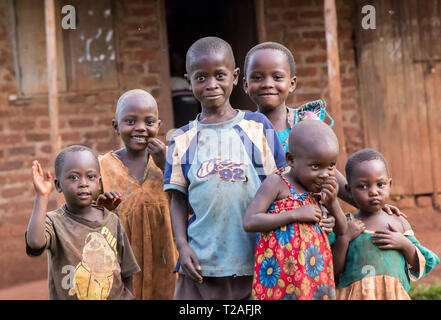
left=165, top=0, right=258, bottom=128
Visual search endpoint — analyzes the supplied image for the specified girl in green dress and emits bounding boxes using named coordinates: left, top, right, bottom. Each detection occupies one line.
left=331, top=149, right=439, bottom=299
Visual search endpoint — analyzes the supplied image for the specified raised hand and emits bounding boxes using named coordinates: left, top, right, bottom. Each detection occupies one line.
left=147, top=137, right=166, bottom=171
left=32, top=160, right=53, bottom=196
left=96, top=191, right=122, bottom=211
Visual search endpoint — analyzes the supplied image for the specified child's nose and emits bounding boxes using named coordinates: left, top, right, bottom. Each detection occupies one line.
left=206, top=77, right=219, bottom=90
left=318, top=171, right=329, bottom=179
left=261, top=77, right=274, bottom=88
left=134, top=122, right=147, bottom=131
left=78, top=177, right=89, bottom=187
left=368, top=187, right=379, bottom=196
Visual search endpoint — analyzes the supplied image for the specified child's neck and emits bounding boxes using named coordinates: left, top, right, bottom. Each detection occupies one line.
left=258, top=104, right=289, bottom=132
left=199, top=103, right=236, bottom=124
left=116, top=147, right=148, bottom=183
left=120, top=147, right=148, bottom=161
left=356, top=208, right=385, bottom=221
left=286, top=169, right=309, bottom=194
left=65, top=203, right=103, bottom=222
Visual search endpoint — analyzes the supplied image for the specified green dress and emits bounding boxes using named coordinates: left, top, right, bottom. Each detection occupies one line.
left=329, top=217, right=439, bottom=300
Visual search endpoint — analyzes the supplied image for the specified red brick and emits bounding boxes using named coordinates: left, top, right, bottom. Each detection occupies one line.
left=299, top=10, right=323, bottom=19
left=296, top=67, right=318, bottom=77
left=9, top=146, right=35, bottom=156
left=60, top=132, right=81, bottom=142
left=68, top=119, right=94, bottom=128
left=85, top=130, right=111, bottom=140
left=0, top=160, right=23, bottom=171
left=133, top=49, right=157, bottom=61
left=0, top=134, right=22, bottom=144
left=25, top=133, right=50, bottom=142
left=8, top=120, right=36, bottom=131
left=302, top=31, right=325, bottom=39
left=64, top=95, right=86, bottom=104
left=139, top=75, right=159, bottom=87
left=1, top=187, right=27, bottom=198
left=305, top=54, right=327, bottom=63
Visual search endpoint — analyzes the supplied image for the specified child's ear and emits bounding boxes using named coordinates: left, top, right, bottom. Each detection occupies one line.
left=289, top=76, right=297, bottom=94
left=388, top=178, right=392, bottom=187
left=54, top=178, right=62, bottom=193
left=233, top=67, right=240, bottom=85
left=286, top=152, right=295, bottom=167
left=157, top=119, right=162, bottom=128
left=111, top=119, right=119, bottom=135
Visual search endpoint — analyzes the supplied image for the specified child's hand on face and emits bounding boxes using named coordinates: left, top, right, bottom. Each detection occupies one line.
left=32, top=160, right=53, bottom=196
left=96, top=191, right=122, bottom=211
left=372, top=223, right=411, bottom=251
left=147, top=137, right=166, bottom=171
left=344, top=218, right=366, bottom=242
left=320, top=176, right=339, bottom=208
left=290, top=204, right=323, bottom=224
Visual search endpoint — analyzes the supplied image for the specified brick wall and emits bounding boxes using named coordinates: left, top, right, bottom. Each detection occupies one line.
left=263, top=0, right=364, bottom=155
left=0, top=0, right=172, bottom=289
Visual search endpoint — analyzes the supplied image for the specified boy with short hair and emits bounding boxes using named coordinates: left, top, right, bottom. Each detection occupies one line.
left=26, top=145, right=140, bottom=300
left=164, top=37, right=286, bottom=299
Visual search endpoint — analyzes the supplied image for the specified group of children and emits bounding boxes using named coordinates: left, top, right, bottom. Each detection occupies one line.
left=25, top=36, right=439, bottom=300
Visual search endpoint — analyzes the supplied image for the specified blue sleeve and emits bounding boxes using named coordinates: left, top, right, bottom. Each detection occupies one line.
left=259, top=113, right=287, bottom=169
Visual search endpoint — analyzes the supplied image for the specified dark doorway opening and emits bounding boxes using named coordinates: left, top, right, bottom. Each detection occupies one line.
left=165, top=0, right=258, bottom=128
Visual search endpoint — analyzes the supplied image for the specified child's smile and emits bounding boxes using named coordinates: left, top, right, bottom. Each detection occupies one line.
left=114, top=99, right=160, bottom=152
left=244, top=49, right=296, bottom=111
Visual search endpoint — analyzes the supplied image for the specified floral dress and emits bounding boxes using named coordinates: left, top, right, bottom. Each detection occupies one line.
left=252, top=169, right=336, bottom=300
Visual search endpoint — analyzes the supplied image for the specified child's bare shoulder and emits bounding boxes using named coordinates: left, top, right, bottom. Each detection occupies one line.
left=386, top=213, right=411, bottom=233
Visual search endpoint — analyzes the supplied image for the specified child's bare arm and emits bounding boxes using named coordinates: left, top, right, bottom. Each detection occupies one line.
left=243, top=174, right=322, bottom=233
left=26, top=161, right=52, bottom=250
left=170, top=190, right=202, bottom=283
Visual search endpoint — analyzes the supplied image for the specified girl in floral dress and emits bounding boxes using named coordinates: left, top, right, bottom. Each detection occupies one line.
left=243, top=120, right=347, bottom=300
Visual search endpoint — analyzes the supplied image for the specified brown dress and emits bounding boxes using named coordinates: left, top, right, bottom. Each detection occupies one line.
left=99, top=152, right=178, bottom=300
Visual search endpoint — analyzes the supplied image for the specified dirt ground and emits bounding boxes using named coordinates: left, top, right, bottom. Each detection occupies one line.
left=0, top=206, right=440, bottom=300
